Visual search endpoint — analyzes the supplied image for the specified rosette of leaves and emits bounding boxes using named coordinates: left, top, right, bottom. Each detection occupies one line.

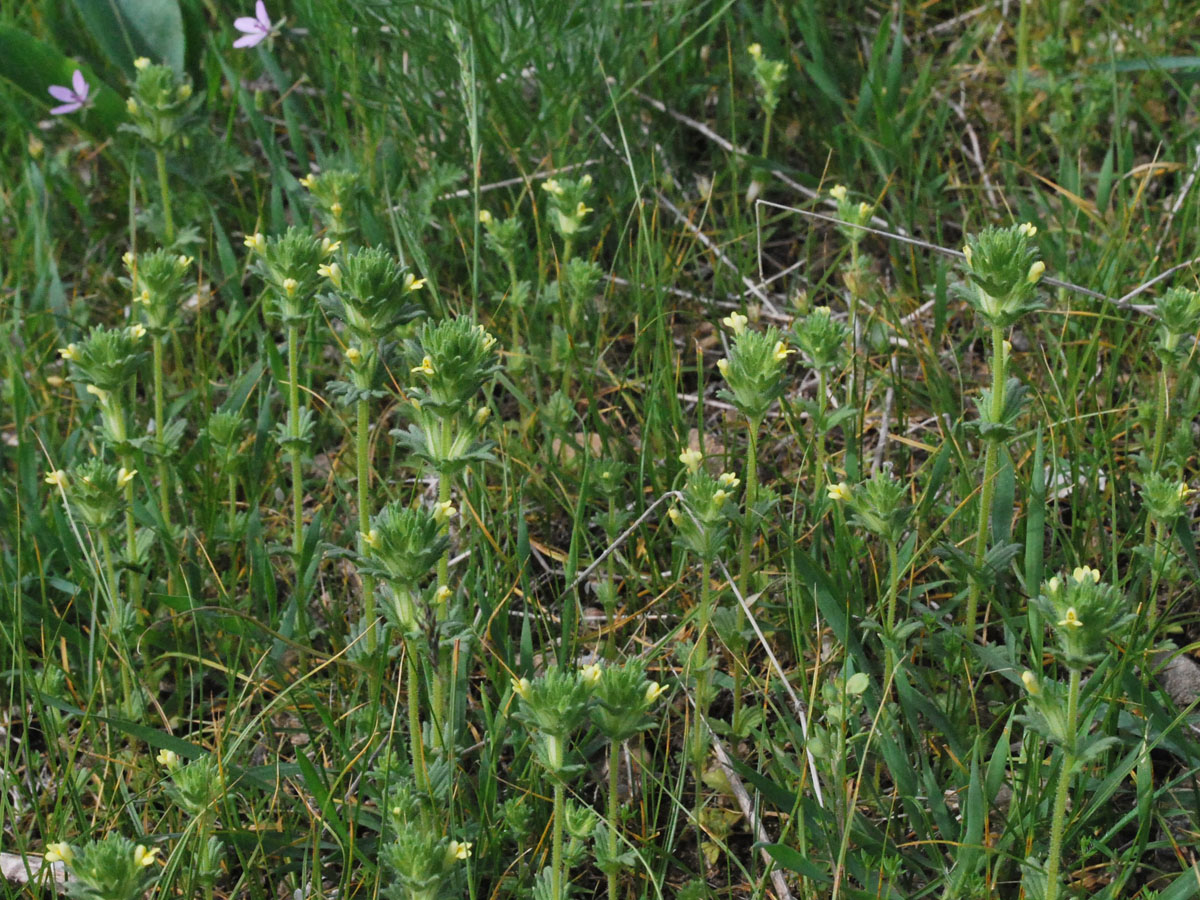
left=64, top=325, right=148, bottom=395
left=513, top=667, right=593, bottom=776
left=957, top=224, right=1045, bottom=329
left=590, top=660, right=661, bottom=742
left=716, top=326, right=792, bottom=423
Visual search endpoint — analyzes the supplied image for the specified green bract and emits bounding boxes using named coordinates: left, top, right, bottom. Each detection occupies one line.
left=1139, top=472, right=1189, bottom=522
left=164, top=754, right=224, bottom=818
left=248, top=227, right=328, bottom=325
left=299, top=168, right=360, bottom=241
left=60, top=833, right=159, bottom=900
left=124, top=248, right=193, bottom=336
left=513, top=666, right=593, bottom=775
left=792, top=306, right=850, bottom=371
left=1033, top=568, right=1133, bottom=668
left=124, top=62, right=197, bottom=147
left=1153, top=285, right=1200, bottom=360
left=359, top=502, right=447, bottom=594
left=959, top=224, right=1045, bottom=328
left=846, top=469, right=910, bottom=544
left=590, top=659, right=664, bottom=742
left=330, top=247, right=424, bottom=345
left=716, top=325, right=792, bottom=422
left=59, top=459, right=129, bottom=530
left=62, top=325, right=148, bottom=394
left=669, top=468, right=737, bottom=563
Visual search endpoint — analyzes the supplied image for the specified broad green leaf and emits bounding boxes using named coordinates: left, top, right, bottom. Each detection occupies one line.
left=70, top=0, right=186, bottom=73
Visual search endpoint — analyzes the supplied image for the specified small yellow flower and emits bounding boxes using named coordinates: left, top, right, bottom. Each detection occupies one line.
left=299, top=173, right=317, bottom=191
left=434, top=500, right=457, bottom=523
left=403, top=272, right=427, bottom=293
left=721, top=311, right=748, bottom=335
left=44, top=842, right=73, bottom=865
left=581, top=174, right=593, bottom=188
left=478, top=209, right=493, bottom=225
left=512, top=676, right=531, bottom=699
left=117, top=467, right=137, bottom=488
left=575, top=201, right=593, bottom=218
left=962, top=245, right=972, bottom=265
left=1021, top=671, right=1040, bottom=696
left=46, top=375, right=65, bottom=388
left=476, top=325, right=497, bottom=350
left=177, top=83, right=192, bottom=101
left=1071, top=566, right=1100, bottom=585
left=829, top=184, right=847, bottom=202
left=134, top=289, right=151, bottom=305
left=541, top=179, right=564, bottom=196
left=678, top=448, right=703, bottom=473
left=85, top=384, right=110, bottom=402
left=411, top=398, right=422, bottom=411
left=435, top=585, right=452, bottom=604
left=748, top=43, right=763, bottom=59
left=177, top=254, right=194, bottom=268
left=44, top=470, right=67, bottom=489
left=133, top=844, right=159, bottom=868
left=718, top=472, right=740, bottom=489
left=474, top=406, right=492, bottom=426
left=344, top=346, right=362, bottom=365
left=667, top=507, right=681, bottom=524
left=857, top=201, right=872, bottom=219
left=1047, top=576, right=1061, bottom=594
left=128, top=323, right=147, bottom=340
left=1178, top=482, right=1192, bottom=500
left=448, top=840, right=472, bottom=860
left=716, top=358, right=730, bottom=377
left=1018, top=222, right=1037, bottom=237
left=772, top=340, right=794, bottom=362
left=282, top=277, right=299, bottom=298
left=244, top=233, right=266, bottom=253
left=126, top=97, right=139, bottom=115
left=330, top=201, right=344, bottom=219
left=713, top=489, right=729, bottom=505
left=644, top=681, right=667, bottom=703
left=826, top=481, right=851, bottom=502
left=1027, top=260, right=1046, bottom=284
left=134, top=57, right=151, bottom=70
left=580, top=663, right=602, bottom=686
left=411, top=355, right=434, bottom=376
left=58, top=343, right=79, bottom=362
left=1057, top=607, right=1084, bottom=629
left=122, top=251, right=136, bottom=268
left=321, top=238, right=341, bottom=256
left=318, top=262, right=342, bottom=288
left=362, top=528, right=381, bottom=551
left=156, top=748, right=180, bottom=769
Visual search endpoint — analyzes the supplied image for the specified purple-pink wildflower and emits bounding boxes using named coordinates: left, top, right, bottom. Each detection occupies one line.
left=47, top=70, right=90, bottom=115
left=233, top=1, right=273, bottom=48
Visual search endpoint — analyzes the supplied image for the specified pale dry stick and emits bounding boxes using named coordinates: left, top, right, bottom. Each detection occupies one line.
left=1, top=852, right=67, bottom=886
left=950, top=92, right=1000, bottom=210
left=656, top=190, right=780, bottom=315
left=872, top=383, right=896, bottom=475
left=926, top=1, right=996, bottom=35
left=434, top=159, right=601, bottom=202
left=713, top=556, right=826, bottom=810
left=1153, top=143, right=1200, bottom=261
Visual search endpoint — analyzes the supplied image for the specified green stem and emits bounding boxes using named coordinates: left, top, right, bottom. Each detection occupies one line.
left=733, top=420, right=761, bottom=727
left=406, top=642, right=429, bottom=795
left=111, top=400, right=143, bottom=608
left=357, top=396, right=376, bottom=654
left=155, top=148, right=175, bottom=245
left=607, top=739, right=621, bottom=900
left=431, top=461, right=453, bottom=750
left=287, top=324, right=306, bottom=635
left=883, top=538, right=901, bottom=692
left=153, top=335, right=176, bottom=595
left=1014, top=0, right=1030, bottom=160
left=226, top=472, right=237, bottom=536
left=98, top=530, right=134, bottom=709
left=1045, top=668, right=1081, bottom=900
left=815, top=369, right=828, bottom=502
left=552, top=779, right=566, bottom=900
left=964, top=324, right=1006, bottom=641
left=1151, top=366, right=1169, bottom=473
left=693, top=556, right=713, bottom=818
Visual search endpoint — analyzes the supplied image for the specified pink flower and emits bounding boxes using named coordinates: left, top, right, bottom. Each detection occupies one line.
left=47, top=70, right=90, bottom=115
left=233, top=1, right=274, bottom=48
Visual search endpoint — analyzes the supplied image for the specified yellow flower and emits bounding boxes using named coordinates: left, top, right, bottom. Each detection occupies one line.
left=177, top=83, right=192, bottom=101
left=718, top=472, right=740, bottom=489
left=474, top=406, right=492, bottom=426
left=85, top=384, right=110, bottom=402
left=1178, top=482, right=1192, bottom=500
left=857, top=201, right=872, bottom=219
left=476, top=325, right=497, bottom=350
left=962, top=245, right=972, bottom=265
left=1021, top=671, right=1040, bottom=696
left=44, top=842, right=73, bottom=865
left=1057, top=607, right=1084, bottom=629
left=644, top=681, right=666, bottom=703
left=135, top=289, right=151, bottom=305
left=541, top=179, right=564, bottom=196
left=299, top=173, right=317, bottom=191
left=330, top=201, right=344, bottom=219
left=411, top=355, right=434, bottom=376
left=318, top=262, right=341, bottom=287
left=580, top=663, right=602, bottom=686
left=667, top=507, right=681, bottom=525
left=244, top=233, right=266, bottom=254
left=345, top=346, right=362, bottom=365
left=361, top=528, right=381, bottom=551
left=826, top=481, right=851, bottom=502
left=126, top=97, right=139, bottom=115
left=133, top=844, right=160, bottom=868
left=321, top=238, right=342, bottom=256
left=829, top=184, right=847, bottom=202
left=478, top=209, right=493, bottom=225
left=748, top=43, right=763, bottom=59
left=678, top=448, right=703, bottom=473
left=128, top=323, right=147, bottom=340
left=575, top=201, right=593, bottom=218
left=1046, top=576, right=1061, bottom=594
left=403, top=272, right=427, bottom=293
left=1071, top=566, right=1100, bottom=585
left=1018, top=222, right=1037, bottom=237
left=282, top=278, right=299, bottom=298
left=117, top=467, right=137, bottom=488
left=122, top=251, right=136, bottom=268
left=58, top=343, right=79, bottom=362
left=134, top=57, right=151, bottom=70
left=156, top=748, right=180, bottom=769
left=512, top=675, right=531, bottom=699
left=772, top=340, right=794, bottom=361
left=1027, top=260, right=1046, bottom=284
left=716, top=358, right=730, bottom=378
left=713, top=489, right=729, bottom=505
left=448, top=840, right=472, bottom=860
left=177, top=254, right=194, bottom=268
left=721, top=311, right=748, bottom=335
left=435, top=585, right=452, bottom=604
left=45, top=470, right=68, bottom=489
left=434, top=500, right=457, bottom=524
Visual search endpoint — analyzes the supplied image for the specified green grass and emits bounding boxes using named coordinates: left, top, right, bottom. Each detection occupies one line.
left=4, top=1, right=1200, bottom=899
